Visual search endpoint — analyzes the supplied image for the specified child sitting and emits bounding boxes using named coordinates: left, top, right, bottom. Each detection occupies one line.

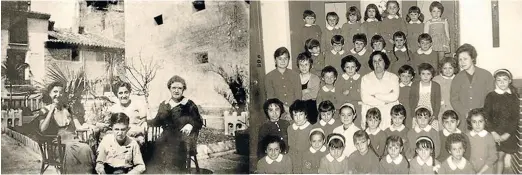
left=437, top=133, right=476, bottom=174
left=465, top=108, right=498, bottom=174
left=364, top=107, right=388, bottom=158
left=409, top=136, right=441, bottom=174
left=437, top=110, right=470, bottom=161
left=287, top=100, right=313, bottom=174
left=318, top=133, right=348, bottom=174
left=302, top=128, right=328, bottom=173
left=384, top=104, right=410, bottom=143
left=379, top=135, right=409, bottom=174
left=312, top=100, right=341, bottom=136
left=346, top=130, right=380, bottom=174
left=256, top=135, right=293, bottom=174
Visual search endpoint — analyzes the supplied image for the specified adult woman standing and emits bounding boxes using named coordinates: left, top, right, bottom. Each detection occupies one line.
left=360, top=51, right=400, bottom=130
left=146, top=75, right=204, bottom=173
left=450, top=43, right=494, bottom=131
left=38, top=82, right=95, bottom=173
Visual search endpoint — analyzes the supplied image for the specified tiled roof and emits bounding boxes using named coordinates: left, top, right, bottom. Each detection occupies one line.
left=47, top=29, right=124, bottom=49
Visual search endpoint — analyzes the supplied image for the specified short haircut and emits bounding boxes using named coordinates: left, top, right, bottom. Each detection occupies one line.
left=398, top=64, right=415, bottom=78
left=274, top=47, right=290, bottom=59
left=371, top=35, right=386, bottom=49
left=467, top=108, right=487, bottom=131
left=289, top=100, right=308, bottom=120
left=303, top=10, right=316, bottom=19
left=366, top=107, right=381, bottom=121
left=110, top=112, right=130, bottom=126
left=418, top=33, right=433, bottom=43
left=112, top=81, right=131, bottom=96
left=347, top=6, right=362, bottom=21
left=327, top=133, right=346, bottom=149
left=391, top=104, right=407, bottom=117
left=418, top=63, right=435, bottom=77
left=415, top=107, right=432, bottom=119
left=321, top=66, right=338, bottom=78
left=445, top=133, right=467, bottom=152
left=368, top=51, right=391, bottom=71
left=352, top=33, right=368, bottom=46
left=262, top=135, right=287, bottom=153
left=296, top=52, right=314, bottom=67
left=326, top=12, right=340, bottom=25
left=439, top=57, right=459, bottom=75
left=167, top=75, right=187, bottom=90
left=341, top=55, right=361, bottom=72
left=442, top=110, right=459, bottom=121
left=263, top=98, right=285, bottom=119
left=386, top=135, right=404, bottom=148
left=429, top=1, right=445, bottom=15
left=331, top=35, right=345, bottom=45
left=305, top=38, right=321, bottom=51
left=455, top=43, right=478, bottom=64
left=318, top=100, right=335, bottom=113
left=353, top=130, right=370, bottom=143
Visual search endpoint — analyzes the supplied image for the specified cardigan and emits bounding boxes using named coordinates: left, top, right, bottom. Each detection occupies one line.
left=301, top=73, right=321, bottom=100
left=433, top=75, right=454, bottom=125
left=450, top=67, right=494, bottom=131
left=265, top=68, right=302, bottom=106
left=256, top=155, right=293, bottom=174
left=399, top=84, right=414, bottom=128
left=287, top=122, right=314, bottom=173
left=409, top=81, right=442, bottom=118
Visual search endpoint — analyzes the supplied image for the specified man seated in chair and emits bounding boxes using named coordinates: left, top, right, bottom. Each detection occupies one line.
left=96, top=112, right=146, bottom=174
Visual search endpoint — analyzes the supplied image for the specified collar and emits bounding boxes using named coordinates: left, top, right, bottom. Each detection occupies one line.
left=322, top=86, right=335, bottom=92
left=399, top=81, right=412, bottom=87
left=342, top=73, right=361, bottom=81
left=312, top=53, right=319, bottom=57
left=348, top=21, right=358, bottom=24
left=326, top=25, right=340, bottom=30
left=394, top=47, right=407, bottom=52
left=495, top=86, right=512, bottom=95
left=417, top=48, right=433, bottom=55
left=168, top=97, right=189, bottom=108
left=292, top=122, right=311, bottom=130
left=326, top=153, right=346, bottom=162
left=409, top=20, right=422, bottom=24
left=304, top=24, right=314, bottom=27
left=319, top=118, right=336, bottom=126
left=366, top=18, right=377, bottom=22
left=373, top=49, right=387, bottom=53
left=366, top=128, right=382, bottom=135
left=387, top=15, right=399, bottom=19
left=416, top=156, right=433, bottom=166
left=442, top=128, right=462, bottom=137
left=386, top=154, right=404, bottom=165
left=265, top=154, right=283, bottom=164
left=350, top=47, right=367, bottom=56
left=309, top=145, right=327, bottom=153
left=331, top=49, right=345, bottom=55
left=469, top=130, right=488, bottom=137
left=447, top=157, right=468, bottom=170
left=389, top=124, right=406, bottom=132
left=414, top=125, right=433, bottom=133
left=442, top=75, right=455, bottom=80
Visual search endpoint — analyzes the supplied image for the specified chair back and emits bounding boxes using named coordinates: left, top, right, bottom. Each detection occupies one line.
left=37, top=134, right=66, bottom=173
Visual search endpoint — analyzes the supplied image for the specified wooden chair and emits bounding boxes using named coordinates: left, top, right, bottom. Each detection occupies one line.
left=76, top=128, right=97, bottom=152
left=37, top=134, right=66, bottom=174
left=185, top=131, right=200, bottom=173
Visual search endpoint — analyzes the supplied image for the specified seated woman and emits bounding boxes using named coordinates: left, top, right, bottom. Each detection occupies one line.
left=38, top=82, right=95, bottom=173
left=96, top=113, right=146, bottom=174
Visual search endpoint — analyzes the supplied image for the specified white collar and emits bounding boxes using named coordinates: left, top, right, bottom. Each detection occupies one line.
left=389, top=124, right=405, bottom=132
left=366, top=128, right=382, bottom=135
left=292, top=122, right=311, bottom=130
left=399, top=81, right=412, bottom=87
left=304, top=24, right=314, bottom=27
left=495, top=86, right=512, bottom=95
left=348, top=21, right=357, bottom=24
left=350, top=47, right=367, bottom=56
left=394, top=47, right=407, bottom=52
left=342, top=73, right=361, bottom=81
left=386, top=154, right=404, bottom=165
left=417, top=48, right=433, bottom=55
left=331, top=49, right=345, bottom=55
left=319, top=118, right=336, bottom=126
left=265, top=154, right=283, bottom=164
left=326, top=25, right=340, bottom=30
left=442, top=128, right=462, bottom=137
left=447, top=157, right=468, bottom=170
left=387, top=15, right=399, bottom=19
left=442, top=75, right=455, bottom=80
left=414, top=125, right=433, bottom=133
left=168, top=97, right=189, bottom=109
left=326, top=153, right=346, bottom=162
left=366, top=18, right=378, bottom=22
left=469, top=130, right=488, bottom=137
left=322, top=86, right=335, bottom=92
left=416, top=156, right=434, bottom=166
left=409, top=20, right=422, bottom=24
left=309, top=145, right=327, bottom=153
left=373, top=49, right=387, bottom=53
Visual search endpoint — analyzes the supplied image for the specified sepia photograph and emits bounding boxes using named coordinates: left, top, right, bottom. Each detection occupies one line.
left=249, top=0, right=522, bottom=174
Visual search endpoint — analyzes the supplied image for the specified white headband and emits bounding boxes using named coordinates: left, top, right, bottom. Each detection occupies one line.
left=494, top=69, right=512, bottom=79
left=339, top=102, right=356, bottom=114
left=416, top=136, right=434, bottom=146
left=309, top=128, right=325, bottom=136
left=328, top=135, right=345, bottom=145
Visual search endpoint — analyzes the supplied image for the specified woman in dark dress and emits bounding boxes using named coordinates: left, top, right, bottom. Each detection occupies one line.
left=146, top=75, right=204, bottom=173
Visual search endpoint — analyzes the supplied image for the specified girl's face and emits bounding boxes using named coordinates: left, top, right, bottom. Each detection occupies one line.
left=49, top=86, right=64, bottom=104
left=387, top=143, right=403, bottom=158
left=354, top=137, right=370, bottom=153
left=420, top=70, right=433, bottom=83
left=321, top=111, right=334, bottom=122
left=449, top=142, right=464, bottom=160
left=304, top=16, right=316, bottom=25
left=394, top=36, right=406, bottom=49
left=354, top=41, right=365, bottom=52
left=275, top=53, right=290, bottom=69
left=387, top=3, right=399, bottom=15
left=367, top=8, right=377, bottom=18
left=419, top=39, right=432, bottom=51
left=116, top=86, right=130, bottom=105
left=327, top=15, right=338, bottom=27
left=416, top=114, right=431, bottom=128
left=391, top=113, right=405, bottom=127
left=310, top=134, right=325, bottom=149
left=441, top=62, right=455, bottom=77
left=367, top=117, right=380, bottom=129
left=495, top=75, right=512, bottom=91
left=293, top=111, right=308, bottom=126
left=266, top=142, right=281, bottom=160
left=348, top=14, right=358, bottom=23
left=169, top=82, right=185, bottom=100
left=470, top=115, right=485, bottom=133
left=442, top=118, right=459, bottom=132
left=409, top=12, right=419, bottom=21
left=458, top=52, right=474, bottom=71
left=399, top=72, right=413, bottom=85
left=344, top=62, right=358, bottom=76
left=112, top=123, right=129, bottom=142
left=309, top=46, right=321, bottom=55
left=267, top=104, right=281, bottom=122
left=323, top=72, right=337, bottom=85
left=332, top=43, right=343, bottom=52
left=339, top=107, right=355, bottom=125
left=298, top=60, right=311, bottom=74
left=372, top=55, right=386, bottom=73
left=430, top=7, right=442, bottom=19
left=372, top=41, right=384, bottom=51
left=416, top=147, right=432, bottom=160
left=330, top=147, right=344, bottom=159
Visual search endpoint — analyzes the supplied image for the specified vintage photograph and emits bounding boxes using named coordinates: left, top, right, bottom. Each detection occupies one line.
left=249, top=0, right=522, bottom=174
left=1, top=0, right=249, bottom=174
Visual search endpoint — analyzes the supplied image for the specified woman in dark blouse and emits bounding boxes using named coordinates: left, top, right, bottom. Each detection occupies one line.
left=146, top=75, right=204, bottom=173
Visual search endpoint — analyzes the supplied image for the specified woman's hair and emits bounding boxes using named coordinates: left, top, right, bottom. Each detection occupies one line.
left=318, top=100, right=335, bottom=113
left=321, top=66, right=338, bottom=78
left=371, top=35, right=386, bottom=50
left=303, top=10, right=316, bottom=19
left=415, top=107, right=433, bottom=120
left=274, top=47, right=290, bottom=59
left=392, top=31, right=412, bottom=62
left=368, top=51, right=391, bottom=71
left=418, top=33, right=433, bottom=44
left=327, top=133, right=346, bottom=149
left=110, top=112, right=130, bottom=126
left=391, top=104, right=407, bottom=117
left=442, top=110, right=459, bottom=121
left=352, top=33, right=368, bottom=46
left=398, top=64, right=415, bottom=78
left=383, top=1, right=401, bottom=18
left=455, top=43, right=478, bottom=65
left=43, top=82, right=65, bottom=104
left=406, top=6, right=424, bottom=22
left=289, top=100, right=308, bottom=120
left=326, top=12, right=340, bottom=26
left=415, top=136, right=436, bottom=166
left=494, top=69, right=519, bottom=97
left=296, top=52, right=314, bottom=69
left=305, top=38, right=321, bottom=51
left=364, top=4, right=382, bottom=21
left=263, top=135, right=287, bottom=154
left=418, top=63, right=436, bottom=78
left=466, top=108, right=487, bottom=131
left=331, top=35, right=345, bottom=45
left=347, top=6, right=362, bottom=22
left=429, top=1, right=445, bottom=15
left=112, top=81, right=131, bottom=96
left=341, top=55, right=361, bottom=73
left=263, top=98, right=285, bottom=119
left=309, top=128, right=326, bottom=141
left=439, top=57, right=459, bottom=75
left=167, top=75, right=187, bottom=90
left=445, top=133, right=467, bottom=153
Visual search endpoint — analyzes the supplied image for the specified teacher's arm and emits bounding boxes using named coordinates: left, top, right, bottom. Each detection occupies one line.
left=374, top=74, right=400, bottom=103
left=450, top=76, right=464, bottom=117
left=360, top=75, right=384, bottom=106
left=187, top=101, right=204, bottom=132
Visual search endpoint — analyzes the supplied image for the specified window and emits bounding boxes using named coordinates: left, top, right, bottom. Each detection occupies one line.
left=154, top=15, right=163, bottom=25
left=86, top=0, right=117, bottom=11
left=96, top=52, right=105, bottom=62
left=71, top=48, right=80, bottom=61
left=192, top=0, right=206, bottom=12
left=195, top=52, right=208, bottom=64
left=6, top=49, right=28, bottom=85
left=9, top=17, right=28, bottom=44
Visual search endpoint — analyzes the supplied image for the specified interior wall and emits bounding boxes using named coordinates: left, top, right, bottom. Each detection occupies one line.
left=261, top=1, right=294, bottom=73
